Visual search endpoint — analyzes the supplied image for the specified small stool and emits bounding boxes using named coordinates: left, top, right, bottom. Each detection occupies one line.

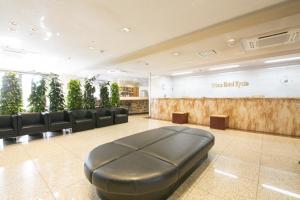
left=172, top=112, right=188, bottom=124
left=210, top=115, right=229, bottom=130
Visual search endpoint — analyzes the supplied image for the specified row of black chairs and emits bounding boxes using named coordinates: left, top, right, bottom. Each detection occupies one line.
left=0, top=107, right=128, bottom=139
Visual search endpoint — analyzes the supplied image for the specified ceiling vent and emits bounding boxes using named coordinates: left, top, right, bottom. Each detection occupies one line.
left=0, top=46, right=26, bottom=54
left=242, top=28, right=300, bottom=51
left=198, top=49, right=217, bottom=57
left=0, top=46, right=38, bottom=55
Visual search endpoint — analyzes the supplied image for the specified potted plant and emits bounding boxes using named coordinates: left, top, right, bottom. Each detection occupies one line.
left=48, top=74, right=65, bottom=112
left=28, top=77, right=47, bottom=112
left=83, top=76, right=96, bottom=109
left=0, top=72, right=23, bottom=115
left=67, top=80, right=83, bottom=110
left=110, top=82, right=120, bottom=107
left=100, top=82, right=111, bottom=108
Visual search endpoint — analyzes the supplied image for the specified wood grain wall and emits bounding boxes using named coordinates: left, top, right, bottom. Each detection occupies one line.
left=150, top=98, right=300, bottom=137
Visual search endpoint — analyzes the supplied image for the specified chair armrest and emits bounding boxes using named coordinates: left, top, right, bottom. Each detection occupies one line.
left=110, top=108, right=116, bottom=117
left=105, top=110, right=112, bottom=116
left=87, top=110, right=95, bottom=121
left=90, top=109, right=96, bottom=115
left=90, top=110, right=97, bottom=118
left=41, top=113, right=49, bottom=127
left=11, top=115, right=18, bottom=130
left=86, top=110, right=92, bottom=118
left=64, top=111, right=70, bottom=121
left=119, top=108, right=128, bottom=115
left=114, top=108, right=120, bottom=115
left=17, top=114, right=22, bottom=131
left=68, top=111, right=75, bottom=125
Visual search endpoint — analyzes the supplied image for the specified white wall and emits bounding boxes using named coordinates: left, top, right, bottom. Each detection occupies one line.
left=150, top=76, right=173, bottom=98
left=151, top=66, right=300, bottom=98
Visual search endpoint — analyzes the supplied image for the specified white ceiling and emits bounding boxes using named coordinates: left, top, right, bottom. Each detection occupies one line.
left=118, top=13, right=300, bottom=76
left=0, top=0, right=299, bottom=78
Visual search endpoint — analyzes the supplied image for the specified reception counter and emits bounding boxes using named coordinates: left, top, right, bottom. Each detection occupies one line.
left=120, top=97, right=149, bottom=114
left=150, top=98, right=300, bottom=137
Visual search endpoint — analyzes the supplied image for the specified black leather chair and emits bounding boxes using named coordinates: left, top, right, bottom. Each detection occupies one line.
left=69, top=110, right=95, bottom=132
left=94, top=108, right=114, bottom=128
left=48, top=111, right=72, bottom=132
left=113, top=107, right=128, bottom=124
left=0, top=115, right=18, bottom=139
left=18, top=112, right=48, bottom=136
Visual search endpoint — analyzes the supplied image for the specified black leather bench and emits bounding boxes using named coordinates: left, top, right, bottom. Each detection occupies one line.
left=84, top=126, right=214, bottom=200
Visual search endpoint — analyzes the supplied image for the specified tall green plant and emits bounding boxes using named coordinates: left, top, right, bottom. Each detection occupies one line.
left=100, top=82, right=110, bottom=108
left=83, top=76, right=96, bottom=109
left=49, top=75, right=65, bottom=112
left=0, top=72, right=23, bottom=115
left=110, top=82, right=120, bottom=107
left=67, top=79, right=82, bottom=110
left=28, top=78, right=47, bottom=112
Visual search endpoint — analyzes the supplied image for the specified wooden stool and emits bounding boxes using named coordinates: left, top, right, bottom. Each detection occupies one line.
left=210, top=115, right=229, bottom=130
left=172, top=112, right=188, bottom=124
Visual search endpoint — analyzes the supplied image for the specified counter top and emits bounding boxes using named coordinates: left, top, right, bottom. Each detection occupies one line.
left=151, top=97, right=300, bottom=100
left=210, top=115, right=229, bottom=118
left=120, top=97, right=148, bottom=100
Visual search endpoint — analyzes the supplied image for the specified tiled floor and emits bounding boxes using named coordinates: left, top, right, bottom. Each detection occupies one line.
left=0, top=115, right=299, bottom=200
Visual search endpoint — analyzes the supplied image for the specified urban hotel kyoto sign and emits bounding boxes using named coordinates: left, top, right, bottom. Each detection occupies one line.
left=211, top=81, right=250, bottom=88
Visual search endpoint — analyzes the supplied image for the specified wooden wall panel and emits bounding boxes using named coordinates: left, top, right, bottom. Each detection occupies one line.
left=150, top=98, right=300, bottom=137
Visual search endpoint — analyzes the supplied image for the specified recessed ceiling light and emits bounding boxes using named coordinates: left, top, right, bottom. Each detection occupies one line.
left=227, top=38, right=236, bottom=47
left=10, top=21, right=17, bottom=26
left=198, top=50, right=216, bottom=57
left=171, top=71, right=193, bottom=76
left=264, top=56, right=300, bottom=63
left=137, top=60, right=149, bottom=66
left=89, top=46, right=95, bottom=50
left=121, top=27, right=131, bottom=32
left=9, top=27, right=16, bottom=32
left=107, top=69, right=122, bottom=73
left=44, top=32, right=52, bottom=40
left=56, top=32, right=60, bottom=36
left=32, top=26, right=38, bottom=32
left=208, top=64, right=240, bottom=71
left=171, top=52, right=181, bottom=56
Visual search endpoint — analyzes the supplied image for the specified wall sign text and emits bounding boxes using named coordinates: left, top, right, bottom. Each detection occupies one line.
left=211, top=81, right=250, bottom=88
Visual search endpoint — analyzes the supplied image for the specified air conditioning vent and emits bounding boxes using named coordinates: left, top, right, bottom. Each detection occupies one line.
left=257, top=31, right=288, bottom=39
left=256, top=32, right=289, bottom=47
left=242, top=28, right=300, bottom=51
